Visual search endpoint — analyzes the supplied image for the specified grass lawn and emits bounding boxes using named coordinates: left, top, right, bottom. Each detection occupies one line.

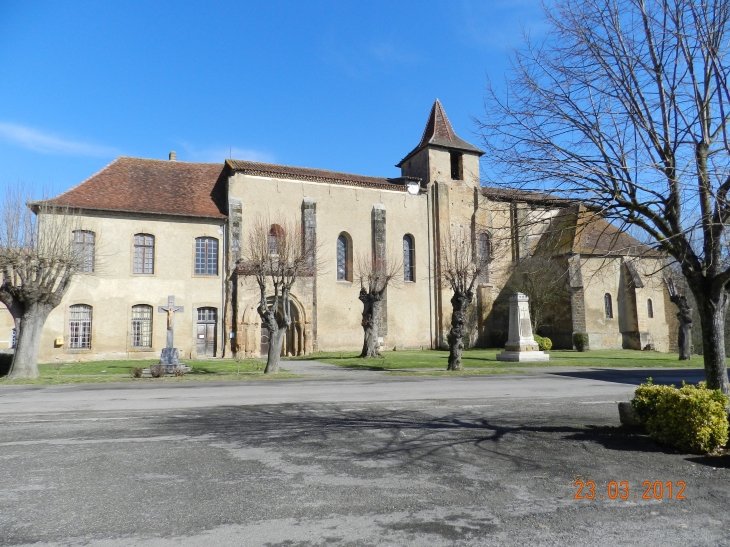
left=0, top=358, right=297, bottom=385
left=294, top=348, right=707, bottom=372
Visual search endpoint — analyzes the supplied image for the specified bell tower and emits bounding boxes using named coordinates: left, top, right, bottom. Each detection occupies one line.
left=396, top=99, right=484, bottom=188
left=398, top=100, right=486, bottom=349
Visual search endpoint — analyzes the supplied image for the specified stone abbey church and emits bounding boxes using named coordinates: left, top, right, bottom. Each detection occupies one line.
left=0, top=101, right=676, bottom=362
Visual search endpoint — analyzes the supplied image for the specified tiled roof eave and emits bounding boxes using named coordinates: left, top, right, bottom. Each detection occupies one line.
left=30, top=203, right=227, bottom=220
left=231, top=166, right=410, bottom=192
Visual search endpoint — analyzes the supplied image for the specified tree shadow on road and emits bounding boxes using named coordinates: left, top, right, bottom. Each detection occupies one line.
left=551, top=368, right=705, bottom=386
left=153, top=403, right=678, bottom=475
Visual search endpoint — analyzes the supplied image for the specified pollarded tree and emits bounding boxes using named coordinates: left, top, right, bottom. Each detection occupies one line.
left=440, top=227, right=487, bottom=371
left=355, top=250, right=401, bottom=358
left=238, top=215, right=314, bottom=374
left=479, top=0, right=730, bottom=393
left=0, top=188, right=88, bottom=379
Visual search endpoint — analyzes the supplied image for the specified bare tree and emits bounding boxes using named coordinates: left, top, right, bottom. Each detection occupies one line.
left=355, top=250, right=401, bottom=358
left=238, top=215, right=314, bottom=374
left=0, top=188, right=87, bottom=379
left=666, top=275, right=694, bottom=360
left=440, top=227, right=487, bottom=371
left=479, top=0, right=730, bottom=393
left=503, top=255, right=572, bottom=333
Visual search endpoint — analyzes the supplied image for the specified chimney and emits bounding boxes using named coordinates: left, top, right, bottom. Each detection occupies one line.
left=169, top=151, right=177, bottom=161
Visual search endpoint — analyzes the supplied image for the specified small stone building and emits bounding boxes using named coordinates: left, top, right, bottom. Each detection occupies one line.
left=0, top=100, right=677, bottom=361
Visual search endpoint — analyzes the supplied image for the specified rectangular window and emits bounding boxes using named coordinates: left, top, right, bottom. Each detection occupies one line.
left=195, top=237, right=218, bottom=275
left=450, top=151, right=463, bottom=180
left=69, top=305, right=92, bottom=349
left=133, top=234, right=155, bottom=274
left=131, top=305, right=153, bottom=348
left=73, top=230, right=95, bottom=273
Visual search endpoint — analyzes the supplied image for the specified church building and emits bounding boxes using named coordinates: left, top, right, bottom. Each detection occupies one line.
left=0, top=101, right=677, bottom=362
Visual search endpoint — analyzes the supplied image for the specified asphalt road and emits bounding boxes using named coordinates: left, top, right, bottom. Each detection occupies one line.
left=1, top=366, right=727, bottom=546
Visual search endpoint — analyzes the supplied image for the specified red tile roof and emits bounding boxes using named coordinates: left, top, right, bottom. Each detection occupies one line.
left=43, top=157, right=228, bottom=219
left=226, top=159, right=416, bottom=191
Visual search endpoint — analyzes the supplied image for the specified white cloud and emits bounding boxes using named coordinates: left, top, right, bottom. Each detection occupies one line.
left=0, top=122, right=119, bottom=157
left=180, top=145, right=275, bottom=164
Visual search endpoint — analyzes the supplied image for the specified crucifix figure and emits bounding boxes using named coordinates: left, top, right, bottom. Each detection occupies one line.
left=158, top=295, right=184, bottom=364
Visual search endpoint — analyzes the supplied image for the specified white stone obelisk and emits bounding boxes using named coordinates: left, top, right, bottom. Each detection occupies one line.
left=496, top=292, right=549, bottom=362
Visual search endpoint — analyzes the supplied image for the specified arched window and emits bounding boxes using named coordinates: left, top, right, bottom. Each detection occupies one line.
left=73, top=230, right=95, bottom=273
left=403, top=234, right=415, bottom=282
left=69, top=304, right=92, bottom=349
left=195, top=237, right=218, bottom=275
left=604, top=293, right=613, bottom=319
left=478, top=232, right=492, bottom=283
left=133, top=234, right=155, bottom=274
left=268, top=224, right=284, bottom=255
left=337, top=233, right=352, bottom=281
left=647, top=299, right=654, bottom=319
left=131, top=305, right=153, bottom=348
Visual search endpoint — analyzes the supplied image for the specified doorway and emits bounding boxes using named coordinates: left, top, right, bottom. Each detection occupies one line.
left=196, top=307, right=217, bottom=357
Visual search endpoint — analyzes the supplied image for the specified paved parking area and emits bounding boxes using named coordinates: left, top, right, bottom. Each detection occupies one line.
left=1, top=368, right=727, bottom=546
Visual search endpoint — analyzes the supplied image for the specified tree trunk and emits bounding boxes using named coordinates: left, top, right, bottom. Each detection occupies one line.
left=359, top=291, right=382, bottom=358
left=677, top=322, right=692, bottom=361
left=448, top=291, right=472, bottom=371
left=8, top=303, right=53, bottom=380
left=693, top=289, right=729, bottom=394
left=264, top=326, right=285, bottom=374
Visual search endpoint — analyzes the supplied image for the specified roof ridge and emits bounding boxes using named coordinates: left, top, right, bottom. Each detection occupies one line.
left=226, top=159, right=391, bottom=182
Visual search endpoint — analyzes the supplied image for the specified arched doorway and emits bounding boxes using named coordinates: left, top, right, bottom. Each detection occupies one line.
left=259, top=298, right=305, bottom=358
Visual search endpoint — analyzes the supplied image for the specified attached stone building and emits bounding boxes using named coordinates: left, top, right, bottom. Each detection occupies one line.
left=0, top=100, right=677, bottom=361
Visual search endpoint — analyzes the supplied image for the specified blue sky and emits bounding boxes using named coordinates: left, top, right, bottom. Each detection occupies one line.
left=0, top=0, right=547, bottom=194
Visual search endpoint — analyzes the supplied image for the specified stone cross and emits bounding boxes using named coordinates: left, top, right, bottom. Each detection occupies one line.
left=158, top=295, right=184, bottom=351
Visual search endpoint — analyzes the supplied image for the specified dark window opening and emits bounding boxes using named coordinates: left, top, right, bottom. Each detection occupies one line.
left=604, top=293, right=613, bottom=319
left=647, top=299, right=654, bottom=319
left=450, top=152, right=463, bottom=180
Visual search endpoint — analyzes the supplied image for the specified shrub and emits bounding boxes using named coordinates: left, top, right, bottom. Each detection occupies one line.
left=534, top=335, right=552, bottom=351
left=149, top=364, right=166, bottom=378
left=573, top=332, right=589, bottom=352
left=632, top=381, right=729, bottom=454
left=130, top=367, right=143, bottom=378
left=172, top=365, right=187, bottom=377
left=490, top=330, right=508, bottom=349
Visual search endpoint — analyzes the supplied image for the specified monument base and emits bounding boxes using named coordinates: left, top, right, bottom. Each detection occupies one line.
left=496, top=350, right=550, bottom=362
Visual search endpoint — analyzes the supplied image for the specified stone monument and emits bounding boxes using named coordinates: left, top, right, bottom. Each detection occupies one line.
left=496, top=293, right=550, bottom=362
left=143, top=295, right=191, bottom=375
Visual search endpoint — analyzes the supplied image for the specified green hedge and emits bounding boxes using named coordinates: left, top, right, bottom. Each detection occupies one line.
left=534, top=335, right=552, bottom=351
left=573, top=332, right=589, bottom=352
left=632, top=380, right=729, bottom=454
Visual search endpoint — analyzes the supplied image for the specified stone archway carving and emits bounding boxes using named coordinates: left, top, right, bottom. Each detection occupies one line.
left=238, top=294, right=312, bottom=358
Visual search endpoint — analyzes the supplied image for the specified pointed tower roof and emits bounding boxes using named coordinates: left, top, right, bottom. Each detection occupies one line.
left=396, top=99, right=484, bottom=167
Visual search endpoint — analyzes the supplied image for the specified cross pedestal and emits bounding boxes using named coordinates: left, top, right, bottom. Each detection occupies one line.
left=156, top=295, right=187, bottom=370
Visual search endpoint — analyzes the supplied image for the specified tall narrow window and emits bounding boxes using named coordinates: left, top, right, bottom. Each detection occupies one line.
left=450, top=151, right=463, bottom=180
left=478, top=232, right=492, bottom=283
left=604, top=293, right=613, bottom=319
left=73, top=230, right=95, bottom=273
left=647, top=299, right=654, bottom=319
left=337, top=233, right=351, bottom=281
left=195, top=237, right=218, bottom=275
left=403, top=234, right=415, bottom=282
left=268, top=225, right=283, bottom=255
left=131, top=305, right=153, bottom=348
left=133, top=234, right=155, bottom=274
left=69, top=304, right=92, bottom=349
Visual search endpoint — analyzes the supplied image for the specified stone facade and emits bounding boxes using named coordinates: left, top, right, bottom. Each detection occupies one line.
left=0, top=100, right=678, bottom=362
